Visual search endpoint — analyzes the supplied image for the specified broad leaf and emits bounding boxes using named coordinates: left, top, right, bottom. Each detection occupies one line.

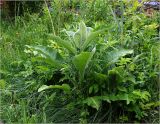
left=117, top=94, right=133, bottom=104
left=73, top=47, right=96, bottom=79
left=84, top=97, right=101, bottom=110
left=49, top=35, right=76, bottom=54
left=84, top=95, right=111, bottom=110
left=74, top=21, right=93, bottom=49
left=74, top=21, right=87, bottom=47
left=106, top=48, right=133, bottom=66
left=26, top=45, right=63, bottom=67
left=79, top=21, right=87, bottom=42
left=101, top=96, right=111, bottom=103
left=32, top=57, right=60, bottom=67
left=81, top=29, right=106, bottom=51
left=38, top=84, right=71, bottom=93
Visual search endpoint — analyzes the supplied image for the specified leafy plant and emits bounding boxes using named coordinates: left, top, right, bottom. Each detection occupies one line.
left=26, top=21, right=150, bottom=123
left=1, top=1, right=159, bottom=123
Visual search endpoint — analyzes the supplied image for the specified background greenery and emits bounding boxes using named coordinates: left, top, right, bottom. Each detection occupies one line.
left=0, top=0, right=159, bottom=123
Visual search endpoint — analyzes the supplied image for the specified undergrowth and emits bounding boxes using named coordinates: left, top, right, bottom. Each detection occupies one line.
left=0, top=0, right=159, bottom=123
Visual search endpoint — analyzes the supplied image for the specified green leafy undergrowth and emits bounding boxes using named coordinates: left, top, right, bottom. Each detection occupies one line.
left=24, top=20, right=159, bottom=123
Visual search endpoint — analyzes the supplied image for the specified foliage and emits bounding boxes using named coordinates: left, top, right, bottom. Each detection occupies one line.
left=0, top=0, right=159, bottom=123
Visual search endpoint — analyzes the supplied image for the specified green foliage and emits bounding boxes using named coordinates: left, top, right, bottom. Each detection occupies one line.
left=26, top=45, right=63, bottom=67
left=49, top=21, right=106, bottom=53
left=0, top=79, right=6, bottom=89
left=73, top=48, right=96, bottom=81
left=105, top=48, right=133, bottom=66
left=25, top=20, right=157, bottom=122
left=84, top=97, right=101, bottom=110
left=0, top=0, right=159, bottom=123
left=38, top=84, right=71, bottom=93
left=49, top=35, right=76, bottom=54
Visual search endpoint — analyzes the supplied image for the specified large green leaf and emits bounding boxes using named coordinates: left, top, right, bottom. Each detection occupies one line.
left=73, top=47, right=96, bottom=79
left=26, top=45, right=63, bottom=67
left=117, top=94, right=133, bottom=104
left=81, top=29, right=106, bottom=51
left=106, top=48, right=133, bottom=66
left=84, top=93, right=136, bottom=111
left=32, top=57, right=59, bottom=67
left=74, top=21, right=92, bottom=49
left=83, top=97, right=101, bottom=110
left=84, top=95, right=111, bottom=110
left=74, top=21, right=87, bottom=46
left=101, top=96, right=111, bottom=103
left=79, top=21, right=87, bottom=41
left=49, top=35, right=76, bottom=54
left=38, top=84, right=71, bottom=93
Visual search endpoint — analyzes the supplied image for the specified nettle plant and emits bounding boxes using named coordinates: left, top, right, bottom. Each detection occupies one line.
left=26, top=21, right=151, bottom=122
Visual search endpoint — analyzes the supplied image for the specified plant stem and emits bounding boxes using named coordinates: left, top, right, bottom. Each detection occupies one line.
left=44, top=0, right=55, bottom=35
